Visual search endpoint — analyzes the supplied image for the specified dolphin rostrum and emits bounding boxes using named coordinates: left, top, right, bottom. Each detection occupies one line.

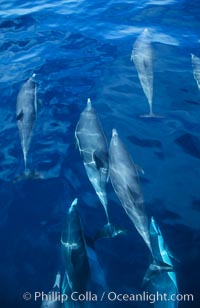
left=109, top=129, right=152, bottom=252
left=191, top=53, right=200, bottom=90
left=131, top=29, right=158, bottom=117
left=16, top=74, right=37, bottom=174
left=75, top=99, right=124, bottom=238
left=40, top=272, right=61, bottom=308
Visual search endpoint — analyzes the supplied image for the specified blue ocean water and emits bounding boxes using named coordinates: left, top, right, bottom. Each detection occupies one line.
left=0, top=0, right=200, bottom=307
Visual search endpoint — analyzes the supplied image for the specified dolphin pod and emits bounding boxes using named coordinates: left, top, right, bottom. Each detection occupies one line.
left=131, top=29, right=155, bottom=117
left=16, top=74, right=37, bottom=174
left=13, top=32, right=194, bottom=307
left=191, top=53, right=200, bottom=90
left=109, top=128, right=152, bottom=253
left=143, top=217, right=178, bottom=307
left=75, top=98, right=124, bottom=238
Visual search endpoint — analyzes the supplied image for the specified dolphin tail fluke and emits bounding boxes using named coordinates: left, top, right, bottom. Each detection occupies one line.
left=142, top=259, right=175, bottom=288
left=140, top=112, right=164, bottom=118
left=95, top=223, right=127, bottom=240
left=53, top=272, right=61, bottom=290
left=13, top=170, right=44, bottom=182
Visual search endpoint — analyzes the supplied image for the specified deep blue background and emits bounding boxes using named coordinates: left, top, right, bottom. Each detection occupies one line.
left=0, top=0, right=200, bottom=307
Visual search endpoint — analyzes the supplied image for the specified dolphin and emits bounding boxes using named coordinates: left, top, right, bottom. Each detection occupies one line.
left=40, top=272, right=62, bottom=308
left=16, top=74, right=37, bottom=174
left=145, top=217, right=178, bottom=287
left=61, top=199, right=106, bottom=307
left=109, top=129, right=152, bottom=253
left=75, top=99, right=123, bottom=238
left=143, top=217, right=178, bottom=307
left=131, top=29, right=158, bottom=117
left=191, top=53, right=200, bottom=90
left=61, top=199, right=90, bottom=296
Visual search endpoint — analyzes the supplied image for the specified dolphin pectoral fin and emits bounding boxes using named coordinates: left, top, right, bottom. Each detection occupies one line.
left=134, top=163, right=145, bottom=175
left=16, top=109, right=24, bottom=121
left=95, top=223, right=127, bottom=241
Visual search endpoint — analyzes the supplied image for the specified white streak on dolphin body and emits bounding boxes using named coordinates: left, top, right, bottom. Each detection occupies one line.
left=16, top=74, right=37, bottom=173
left=109, top=129, right=152, bottom=253
left=75, top=99, right=109, bottom=222
left=191, top=53, right=200, bottom=90
left=131, top=29, right=154, bottom=117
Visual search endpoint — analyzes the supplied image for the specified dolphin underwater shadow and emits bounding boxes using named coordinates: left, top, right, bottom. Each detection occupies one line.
left=109, top=128, right=152, bottom=253
left=143, top=217, right=179, bottom=307
left=131, top=29, right=162, bottom=118
left=75, top=99, right=125, bottom=239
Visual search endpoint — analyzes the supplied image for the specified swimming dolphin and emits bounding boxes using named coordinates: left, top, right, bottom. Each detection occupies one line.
left=143, top=217, right=178, bottom=307
left=61, top=199, right=107, bottom=307
left=109, top=129, right=152, bottom=252
left=16, top=74, right=37, bottom=174
left=75, top=99, right=123, bottom=238
left=191, top=53, right=200, bottom=90
left=40, top=272, right=61, bottom=308
left=131, top=29, right=157, bottom=117
left=61, top=199, right=90, bottom=296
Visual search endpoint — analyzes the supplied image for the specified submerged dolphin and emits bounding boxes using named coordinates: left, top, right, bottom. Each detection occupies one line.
left=16, top=74, right=37, bottom=174
left=61, top=199, right=107, bottom=307
left=75, top=99, right=123, bottom=238
left=109, top=129, right=151, bottom=252
left=131, top=29, right=157, bottom=117
left=191, top=53, right=200, bottom=90
left=40, top=272, right=61, bottom=308
left=61, top=199, right=90, bottom=297
left=143, top=217, right=178, bottom=307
